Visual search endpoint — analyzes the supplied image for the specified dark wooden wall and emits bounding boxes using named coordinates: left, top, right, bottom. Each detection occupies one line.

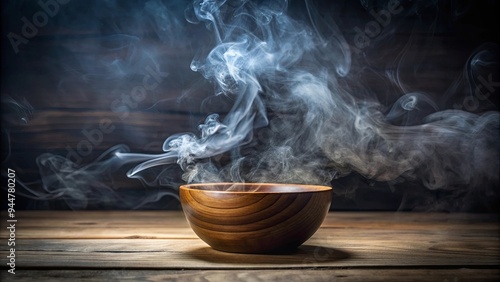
left=1, top=0, right=499, bottom=211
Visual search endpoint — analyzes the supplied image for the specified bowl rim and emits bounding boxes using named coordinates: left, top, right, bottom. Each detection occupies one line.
left=179, top=182, right=332, bottom=194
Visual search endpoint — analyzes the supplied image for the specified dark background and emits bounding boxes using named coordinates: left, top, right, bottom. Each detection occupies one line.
left=1, top=0, right=499, bottom=211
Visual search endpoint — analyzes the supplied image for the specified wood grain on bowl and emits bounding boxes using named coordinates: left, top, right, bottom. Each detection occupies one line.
left=179, top=183, right=332, bottom=253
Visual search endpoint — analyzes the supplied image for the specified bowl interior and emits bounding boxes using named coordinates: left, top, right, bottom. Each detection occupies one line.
left=180, top=182, right=332, bottom=193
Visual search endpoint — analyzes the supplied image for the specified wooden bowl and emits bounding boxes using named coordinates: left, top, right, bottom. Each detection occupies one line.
left=179, top=183, right=332, bottom=253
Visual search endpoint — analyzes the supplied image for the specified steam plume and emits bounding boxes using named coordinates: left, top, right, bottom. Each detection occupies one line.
left=120, top=0, right=499, bottom=197
left=4, top=0, right=498, bottom=210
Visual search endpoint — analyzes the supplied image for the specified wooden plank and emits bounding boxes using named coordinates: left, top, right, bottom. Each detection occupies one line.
left=1, top=211, right=190, bottom=227
left=2, top=269, right=499, bottom=282
left=4, top=211, right=499, bottom=227
left=2, top=234, right=498, bottom=269
left=10, top=110, right=196, bottom=150
left=0, top=211, right=497, bottom=269
left=0, top=227, right=197, bottom=239
left=1, top=211, right=497, bottom=239
left=0, top=222, right=497, bottom=240
left=0, top=224, right=497, bottom=240
left=0, top=211, right=196, bottom=239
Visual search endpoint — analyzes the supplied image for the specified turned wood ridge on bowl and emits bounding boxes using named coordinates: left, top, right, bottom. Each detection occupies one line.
left=179, top=183, right=332, bottom=253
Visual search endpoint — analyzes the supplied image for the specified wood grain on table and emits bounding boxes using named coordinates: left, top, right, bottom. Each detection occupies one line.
left=1, top=211, right=498, bottom=281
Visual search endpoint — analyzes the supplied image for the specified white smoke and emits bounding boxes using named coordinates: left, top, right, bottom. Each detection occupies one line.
left=4, top=0, right=498, bottom=210
left=120, top=0, right=499, bottom=198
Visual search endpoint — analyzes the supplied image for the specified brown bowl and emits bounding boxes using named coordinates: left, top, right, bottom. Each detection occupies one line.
left=179, top=183, right=332, bottom=253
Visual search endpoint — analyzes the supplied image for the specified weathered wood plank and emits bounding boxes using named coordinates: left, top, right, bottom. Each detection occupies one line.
left=1, top=211, right=497, bottom=239
left=2, top=269, right=499, bottom=282
left=0, top=222, right=497, bottom=240
left=1, top=211, right=190, bottom=228
left=2, top=233, right=498, bottom=269
left=4, top=211, right=499, bottom=226
left=1, top=211, right=497, bottom=270
left=10, top=110, right=197, bottom=150
left=0, top=225, right=497, bottom=241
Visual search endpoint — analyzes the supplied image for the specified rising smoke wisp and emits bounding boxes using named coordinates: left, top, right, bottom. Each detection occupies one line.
left=4, top=0, right=499, bottom=210
left=120, top=0, right=499, bottom=192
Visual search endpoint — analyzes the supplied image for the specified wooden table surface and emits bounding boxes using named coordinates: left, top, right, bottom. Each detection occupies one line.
left=1, top=211, right=499, bottom=281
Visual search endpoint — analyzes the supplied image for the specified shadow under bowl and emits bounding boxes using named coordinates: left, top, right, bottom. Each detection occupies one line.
left=179, top=183, right=332, bottom=254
